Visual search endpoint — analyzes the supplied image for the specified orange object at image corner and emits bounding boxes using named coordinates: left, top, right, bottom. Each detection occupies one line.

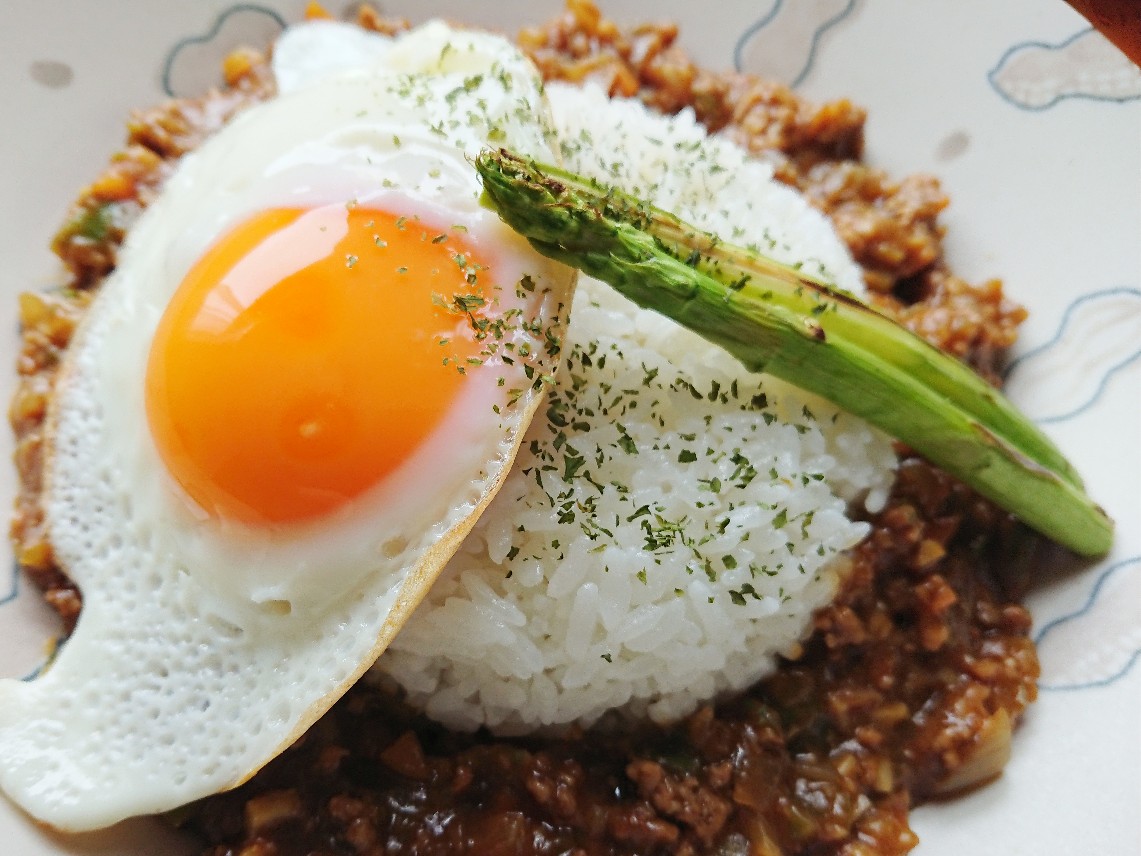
left=1067, top=0, right=1141, bottom=65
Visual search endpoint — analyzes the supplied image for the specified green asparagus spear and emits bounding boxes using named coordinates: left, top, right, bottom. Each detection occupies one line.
left=475, top=148, right=1113, bottom=557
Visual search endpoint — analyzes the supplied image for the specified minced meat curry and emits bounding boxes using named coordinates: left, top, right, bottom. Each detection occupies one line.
left=10, top=3, right=1039, bottom=854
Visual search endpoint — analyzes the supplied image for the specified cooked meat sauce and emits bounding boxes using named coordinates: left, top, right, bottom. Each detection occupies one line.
left=10, top=3, right=1039, bottom=854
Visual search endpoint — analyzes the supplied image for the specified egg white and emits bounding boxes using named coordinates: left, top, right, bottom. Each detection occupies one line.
left=0, top=21, right=574, bottom=831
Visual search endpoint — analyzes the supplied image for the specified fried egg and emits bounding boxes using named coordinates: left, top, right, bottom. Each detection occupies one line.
left=0, top=21, right=573, bottom=830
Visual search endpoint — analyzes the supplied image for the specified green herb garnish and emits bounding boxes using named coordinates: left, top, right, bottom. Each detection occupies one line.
left=475, top=149, right=1112, bottom=556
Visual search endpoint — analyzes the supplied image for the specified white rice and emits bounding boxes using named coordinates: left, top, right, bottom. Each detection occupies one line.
left=373, top=84, right=898, bottom=733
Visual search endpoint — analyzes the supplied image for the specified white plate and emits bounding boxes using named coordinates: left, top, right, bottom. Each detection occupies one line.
left=1, top=1, right=1138, bottom=853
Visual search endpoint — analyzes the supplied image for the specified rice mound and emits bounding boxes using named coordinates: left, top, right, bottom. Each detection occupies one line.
left=374, top=84, right=898, bottom=733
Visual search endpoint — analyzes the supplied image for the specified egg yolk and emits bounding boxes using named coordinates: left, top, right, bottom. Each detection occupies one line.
left=145, top=204, right=493, bottom=525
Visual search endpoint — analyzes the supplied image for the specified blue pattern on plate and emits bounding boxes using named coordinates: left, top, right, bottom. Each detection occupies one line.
left=1, top=564, right=57, bottom=681
left=1035, top=557, right=1141, bottom=691
left=0, top=562, right=17, bottom=607
left=1004, top=287, right=1141, bottom=423
left=988, top=27, right=1141, bottom=111
left=732, top=0, right=857, bottom=87
left=162, top=4, right=286, bottom=97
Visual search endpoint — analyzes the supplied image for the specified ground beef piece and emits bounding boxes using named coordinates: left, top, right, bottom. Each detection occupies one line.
left=709, top=73, right=866, bottom=167
left=797, top=161, right=947, bottom=292
left=625, top=760, right=732, bottom=847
